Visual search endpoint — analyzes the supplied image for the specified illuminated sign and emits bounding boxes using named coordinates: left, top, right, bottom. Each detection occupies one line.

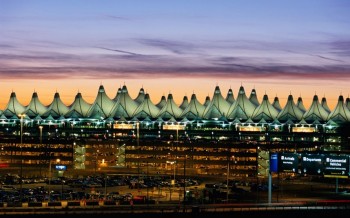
left=163, top=124, right=186, bottom=130
left=279, top=153, right=299, bottom=173
left=324, top=155, right=349, bottom=178
left=55, top=165, right=67, bottom=171
left=292, top=127, right=315, bottom=132
left=301, top=154, right=324, bottom=175
left=270, top=153, right=279, bottom=173
left=113, top=123, right=134, bottom=129
left=239, top=126, right=262, bottom=132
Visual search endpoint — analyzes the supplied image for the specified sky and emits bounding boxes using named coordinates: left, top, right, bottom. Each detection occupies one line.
left=0, top=0, right=350, bottom=110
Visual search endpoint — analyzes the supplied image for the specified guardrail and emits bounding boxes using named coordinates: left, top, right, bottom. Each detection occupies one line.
left=0, top=200, right=350, bottom=215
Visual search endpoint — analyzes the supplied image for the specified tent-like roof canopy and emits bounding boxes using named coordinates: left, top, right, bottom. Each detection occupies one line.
left=272, top=96, right=282, bottom=112
left=0, top=85, right=345, bottom=126
left=327, top=95, right=350, bottom=122
left=249, top=88, right=260, bottom=107
left=303, top=95, right=329, bottom=122
left=156, top=93, right=183, bottom=120
left=132, top=93, right=160, bottom=119
left=203, top=86, right=230, bottom=119
left=296, top=97, right=307, bottom=114
left=251, top=94, right=279, bottom=122
left=2, top=92, right=26, bottom=118
left=227, top=86, right=256, bottom=120
left=179, top=96, right=189, bottom=110
left=24, top=92, right=47, bottom=118
left=277, top=95, right=304, bottom=122
left=65, top=92, right=91, bottom=118
left=43, top=92, right=69, bottom=118
left=180, top=94, right=205, bottom=120
left=225, top=88, right=235, bottom=104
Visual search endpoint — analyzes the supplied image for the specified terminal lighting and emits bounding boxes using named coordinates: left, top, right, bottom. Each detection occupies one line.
left=55, top=165, right=67, bottom=171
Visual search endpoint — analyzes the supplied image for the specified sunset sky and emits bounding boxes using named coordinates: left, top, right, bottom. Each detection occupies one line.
left=0, top=0, right=350, bottom=110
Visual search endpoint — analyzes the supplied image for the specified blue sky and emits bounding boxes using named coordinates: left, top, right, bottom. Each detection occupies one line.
left=0, top=0, right=349, bottom=108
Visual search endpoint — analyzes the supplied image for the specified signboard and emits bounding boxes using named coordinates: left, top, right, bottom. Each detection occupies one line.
left=55, top=165, right=67, bottom=171
left=239, top=126, right=262, bottom=132
left=269, top=153, right=279, bottom=173
left=279, top=153, right=299, bottom=173
left=301, top=154, right=324, bottom=175
left=113, top=123, right=133, bottom=129
left=163, top=124, right=186, bottom=130
left=324, top=155, right=349, bottom=178
left=292, top=127, right=315, bottom=132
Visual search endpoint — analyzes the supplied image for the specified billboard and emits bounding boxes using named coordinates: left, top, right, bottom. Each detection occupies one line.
left=279, top=153, right=299, bottom=173
left=324, top=155, right=349, bottom=178
left=301, top=154, right=324, bottom=175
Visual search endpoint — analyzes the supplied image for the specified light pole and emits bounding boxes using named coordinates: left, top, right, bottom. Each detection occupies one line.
left=18, top=113, right=26, bottom=203
left=146, top=161, right=149, bottom=207
left=226, top=158, right=230, bottom=202
left=39, top=126, right=43, bottom=144
left=39, top=126, right=43, bottom=176
left=136, top=122, right=140, bottom=177
left=183, top=155, right=186, bottom=213
left=167, top=160, right=176, bottom=201
left=48, top=158, right=60, bottom=202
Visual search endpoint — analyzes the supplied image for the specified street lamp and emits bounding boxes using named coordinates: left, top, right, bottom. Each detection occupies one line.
left=166, top=160, right=176, bottom=201
left=18, top=113, right=26, bottom=203
left=183, top=155, right=187, bottom=212
left=48, top=158, right=60, bottom=201
left=39, top=125, right=43, bottom=176
left=39, top=126, right=43, bottom=144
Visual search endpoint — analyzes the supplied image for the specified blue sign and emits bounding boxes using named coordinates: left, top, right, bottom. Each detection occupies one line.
left=270, top=153, right=279, bottom=173
left=55, top=165, right=67, bottom=171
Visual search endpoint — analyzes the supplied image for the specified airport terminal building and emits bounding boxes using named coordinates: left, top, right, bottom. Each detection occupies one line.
left=0, top=85, right=349, bottom=178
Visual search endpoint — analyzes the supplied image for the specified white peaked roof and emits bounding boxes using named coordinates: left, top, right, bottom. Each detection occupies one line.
left=321, top=97, right=331, bottom=113
left=111, top=85, right=139, bottom=118
left=24, top=92, right=47, bottom=117
left=249, top=89, right=260, bottom=107
left=346, top=97, right=350, bottom=110
left=225, top=88, right=235, bottom=104
left=251, top=94, right=279, bottom=121
left=327, top=95, right=350, bottom=122
left=204, top=96, right=211, bottom=107
left=132, top=93, right=160, bottom=119
left=134, top=87, right=145, bottom=104
left=179, top=96, right=189, bottom=110
left=203, top=86, right=230, bottom=119
left=156, top=95, right=167, bottom=109
left=113, top=88, right=122, bottom=101
left=156, top=93, right=183, bottom=120
left=227, top=86, right=256, bottom=120
left=303, top=95, right=329, bottom=122
left=65, top=92, right=91, bottom=118
left=277, top=95, right=304, bottom=121
left=180, top=94, right=206, bottom=120
left=272, top=96, right=282, bottom=112
left=43, top=92, right=69, bottom=118
left=87, top=85, right=115, bottom=119
left=2, top=92, right=26, bottom=117
left=296, top=97, right=307, bottom=113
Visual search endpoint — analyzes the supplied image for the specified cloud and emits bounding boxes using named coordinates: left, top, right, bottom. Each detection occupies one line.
left=329, top=40, right=350, bottom=57
left=137, top=38, right=197, bottom=55
left=1, top=37, right=350, bottom=82
left=101, top=15, right=130, bottom=21
left=95, top=47, right=141, bottom=56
